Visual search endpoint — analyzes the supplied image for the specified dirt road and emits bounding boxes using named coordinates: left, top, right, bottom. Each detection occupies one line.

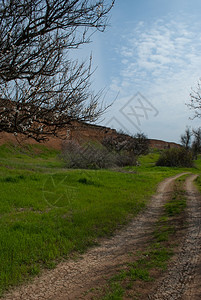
left=3, top=173, right=201, bottom=300
left=148, top=174, right=201, bottom=300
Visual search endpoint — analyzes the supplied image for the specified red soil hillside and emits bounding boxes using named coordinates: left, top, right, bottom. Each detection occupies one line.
left=0, top=121, right=180, bottom=150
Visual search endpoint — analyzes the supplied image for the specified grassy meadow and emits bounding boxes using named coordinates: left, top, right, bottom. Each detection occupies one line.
left=0, top=143, right=200, bottom=296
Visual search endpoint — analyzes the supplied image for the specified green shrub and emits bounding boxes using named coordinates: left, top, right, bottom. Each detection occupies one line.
left=156, top=148, right=193, bottom=167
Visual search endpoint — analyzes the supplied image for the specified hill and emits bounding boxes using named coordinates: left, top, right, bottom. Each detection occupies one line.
left=0, top=121, right=180, bottom=150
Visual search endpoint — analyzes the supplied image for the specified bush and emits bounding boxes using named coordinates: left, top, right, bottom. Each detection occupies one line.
left=61, top=140, right=112, bottom=169
left=114, top=152, right=137, bottom=167
left=156, top=148, right=193, bottom=167
left=61, top=140, right=137, bottom=169
left=102, top=133, right=149, bottom=156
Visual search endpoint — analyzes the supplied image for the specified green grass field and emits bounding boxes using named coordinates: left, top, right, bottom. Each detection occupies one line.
left=0, top=144, right=200, bottom=296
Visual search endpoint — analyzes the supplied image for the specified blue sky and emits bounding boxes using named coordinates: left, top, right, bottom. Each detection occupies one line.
left=76, top=0, right=201, bottom=143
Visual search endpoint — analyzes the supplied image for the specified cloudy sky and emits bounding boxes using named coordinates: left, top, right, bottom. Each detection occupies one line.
left=77, top=0, right=201, bottom=143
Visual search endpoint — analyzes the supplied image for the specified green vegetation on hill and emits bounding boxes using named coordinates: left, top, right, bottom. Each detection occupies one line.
left=0, top=143, right=63, bottom=171
left=0, top=144, right=200, bottom=296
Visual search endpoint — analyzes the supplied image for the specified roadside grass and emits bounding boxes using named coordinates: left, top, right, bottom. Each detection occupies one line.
left=195, top=155, right=201, bottom=193
left=196, top=175, right=201, bottom=193
left=97, top=176, right=188, bottom=300
left=0, top=143, right=200, bottom=296
left=0, top=168, right=148, bottom=294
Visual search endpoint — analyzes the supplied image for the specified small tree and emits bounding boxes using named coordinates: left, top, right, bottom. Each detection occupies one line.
left=131, top=133, right=149, bottom=156
left=102, top=135, right=128, bottom=153
left=102, top=132, right=149, bottom=156
left=180, top=127, right=192, bottom=150
left=192, top=127, right=201, bottom=159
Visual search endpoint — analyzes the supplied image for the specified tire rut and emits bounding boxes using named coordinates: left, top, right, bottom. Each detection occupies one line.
left=148, top=174, right=201, bottom=300
left=3, top=173, right=188, bottom=300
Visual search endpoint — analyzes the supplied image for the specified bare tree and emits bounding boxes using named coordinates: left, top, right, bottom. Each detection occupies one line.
left=131, top=133, right=149, bottom=156
left=189, top=79, right=201, bottom=119
left=180, top=127, right=192, bottom=149
left=0, top=0, right=115, bottom=141
left=192, top=127, right=201, bottom=159
left=102, top=132, right=149, bottom=156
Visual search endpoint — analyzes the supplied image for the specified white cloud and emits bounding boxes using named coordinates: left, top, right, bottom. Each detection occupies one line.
left=104, top=15, right=201, bottom=141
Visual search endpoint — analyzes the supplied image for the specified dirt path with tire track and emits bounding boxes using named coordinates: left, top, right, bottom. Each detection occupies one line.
left=148, top=174, right=201, bottom=300
left=3, top=173, right=199, bottom=300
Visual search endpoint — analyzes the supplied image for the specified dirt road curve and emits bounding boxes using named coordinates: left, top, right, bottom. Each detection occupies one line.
left=148, top=174, right=201, bottom=300
left=3, top=173, right=200, bottom=300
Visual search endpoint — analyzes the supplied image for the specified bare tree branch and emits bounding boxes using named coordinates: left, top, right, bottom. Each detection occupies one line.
left=0, top=0, right=115, bottom=141
left=188, top=79, right=201, bottom=119
left=180, top=127, right=192, bottom=149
